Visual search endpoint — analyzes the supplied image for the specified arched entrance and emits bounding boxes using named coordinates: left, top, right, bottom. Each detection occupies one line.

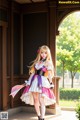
left=56, top=11, right=80, bottom=88
left=56, top=11, right=80, bottom=111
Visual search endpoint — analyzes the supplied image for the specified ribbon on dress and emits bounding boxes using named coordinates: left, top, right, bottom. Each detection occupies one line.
left=30, top=66, right=47, bottom=88
left=30, top=74, right=42, bottom=88
left=10, top=85, right=25, bottom=98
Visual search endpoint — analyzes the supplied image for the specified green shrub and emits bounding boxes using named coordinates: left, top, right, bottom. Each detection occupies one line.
left=75, top=102, right=80, bottom=120
left=60, top=88, right=80, bottom=100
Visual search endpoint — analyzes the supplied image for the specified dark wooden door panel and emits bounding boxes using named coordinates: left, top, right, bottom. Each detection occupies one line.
left=0, top=26, right=2, bottom=110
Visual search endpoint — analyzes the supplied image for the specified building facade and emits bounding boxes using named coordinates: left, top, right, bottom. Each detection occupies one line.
left=0, top=0, right=80, bottom=114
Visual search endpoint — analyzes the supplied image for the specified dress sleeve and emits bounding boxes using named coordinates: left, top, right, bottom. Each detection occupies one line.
left=45, top=61, right=54, bottom=82
left=46, top=61, right=53, bottom=71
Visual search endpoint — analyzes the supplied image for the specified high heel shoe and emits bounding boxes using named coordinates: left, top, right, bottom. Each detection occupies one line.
left=38, top=116, right=41, bottom=120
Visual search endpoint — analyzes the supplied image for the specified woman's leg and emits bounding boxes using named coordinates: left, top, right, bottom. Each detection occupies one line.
left=39, top=95, right=46, bottom=120
left=32, top=92, right=41, bottom=117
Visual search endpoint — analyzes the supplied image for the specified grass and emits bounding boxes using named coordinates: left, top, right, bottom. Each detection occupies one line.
left=59, top=99, right=78, bottom=108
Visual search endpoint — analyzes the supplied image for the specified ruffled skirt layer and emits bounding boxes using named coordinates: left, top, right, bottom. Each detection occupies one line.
left=20, top=74, right=56, bottom=106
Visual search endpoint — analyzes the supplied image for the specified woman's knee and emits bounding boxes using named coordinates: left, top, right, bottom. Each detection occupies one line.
left=34, top=97, right=39, bottom=103
left=32, top=93, right=39, bottom=103
left=39, top=96, right=45, bottom=105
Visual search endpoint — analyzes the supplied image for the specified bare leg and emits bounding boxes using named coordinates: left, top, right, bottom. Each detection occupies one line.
left=32, top=92, right=41, bottom=117
left=39, top=94, right=46, bottom=119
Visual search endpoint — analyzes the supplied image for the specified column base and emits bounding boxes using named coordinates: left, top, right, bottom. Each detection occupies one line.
left=47, top=105, right=61, bottom=115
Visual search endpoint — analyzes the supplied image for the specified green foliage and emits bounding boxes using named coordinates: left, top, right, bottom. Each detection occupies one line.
left=60, top=88, right=80, bottom=100
left=75, top=102, right=80, bottom=120
left=57, top=12, right=80, bottom=73
left=56, top=12, right=80, bottom=87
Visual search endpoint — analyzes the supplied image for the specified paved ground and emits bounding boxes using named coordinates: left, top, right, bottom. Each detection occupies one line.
left=8, top=110, right=77, bottom=120
left=53, top=110, right=77, bottom=120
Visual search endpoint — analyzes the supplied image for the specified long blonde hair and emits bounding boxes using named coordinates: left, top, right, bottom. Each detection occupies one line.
left=29, top=45, right=54, bottom=77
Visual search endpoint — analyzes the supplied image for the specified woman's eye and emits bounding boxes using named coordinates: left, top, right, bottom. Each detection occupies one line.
left=41, top=51, right=47, bottom=54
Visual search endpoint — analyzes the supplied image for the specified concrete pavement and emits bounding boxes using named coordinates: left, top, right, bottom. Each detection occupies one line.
left=8, top=109, right=77, bottom=120
left=0, top=107, right=77, bottom=120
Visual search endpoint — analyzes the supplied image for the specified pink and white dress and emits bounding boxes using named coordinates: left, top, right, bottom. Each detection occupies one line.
left=20, top=62, right=56, bottom=106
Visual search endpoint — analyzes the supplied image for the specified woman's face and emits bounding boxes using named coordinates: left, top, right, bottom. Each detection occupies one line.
left=40, top=50, right=47, bottom=59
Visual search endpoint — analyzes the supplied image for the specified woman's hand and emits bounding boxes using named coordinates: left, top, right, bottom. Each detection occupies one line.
left=23, top=83, right=26, bottom=86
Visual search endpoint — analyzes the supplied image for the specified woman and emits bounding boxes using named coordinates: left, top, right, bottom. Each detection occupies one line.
left=20, top=45, right=56, bottom=120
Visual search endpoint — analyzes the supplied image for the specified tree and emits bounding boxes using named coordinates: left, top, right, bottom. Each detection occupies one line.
left=57, top=48, right=73, bottom=88
left=66, top=46, right=80, bottom=87
left=56, top=12, right=80, bottom=88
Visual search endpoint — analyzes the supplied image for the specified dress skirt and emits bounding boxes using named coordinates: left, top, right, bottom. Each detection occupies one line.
left=20, top=73, right=56, bottom=106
